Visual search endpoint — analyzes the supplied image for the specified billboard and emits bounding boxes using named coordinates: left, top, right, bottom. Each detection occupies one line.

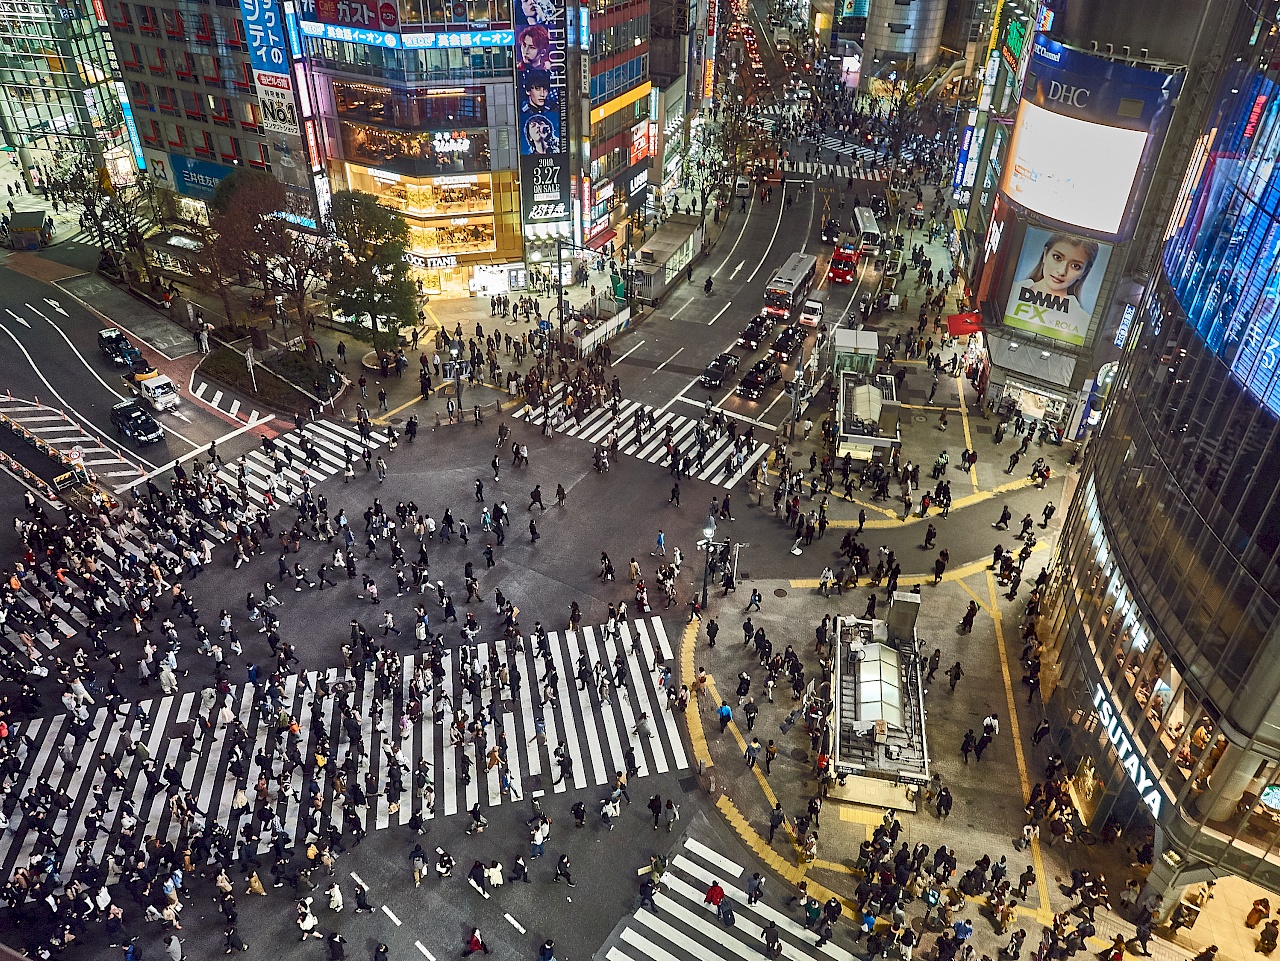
left=169, top=154, right=233, bottom=200
left=1000, top=35, right=1182, bottom=238
left=239, top=0, right=289, bottom=73
left=1002, top=225, right=1112, bottom=346
left=516, top=0, right=570, bottom=227
left=313, top=0, right=398, bottom=31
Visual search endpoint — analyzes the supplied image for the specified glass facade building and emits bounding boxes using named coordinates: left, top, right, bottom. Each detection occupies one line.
left=1046, top=1, right=1280, bottom=898
left=0, top=0, right=138, bottom=185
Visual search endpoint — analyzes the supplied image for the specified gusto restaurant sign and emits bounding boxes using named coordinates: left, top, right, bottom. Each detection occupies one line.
left=1092, top=684, right=1166, bottom=818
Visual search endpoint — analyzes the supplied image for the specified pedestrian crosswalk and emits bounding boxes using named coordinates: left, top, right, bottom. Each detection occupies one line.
left=198, top=418, right=388, bottom=508
left=0, top=616, right=688, bottom=884
left=0, top=419, right=387, bottom=664
left=190, top=378, right=268, bottom=424
left=608, top=836, right=859, bottom=961
left=778, top=160, right=890, bottom=183
left=517, top=397, right=769, bottom=490
left=0, top=396, right=146, bottom=487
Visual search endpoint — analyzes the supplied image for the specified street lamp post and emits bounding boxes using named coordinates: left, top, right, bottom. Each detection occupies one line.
left=700, top=516, right=718, bottom=610
left=451, top=338, right=463, bottom=407
left=556, top=240, right=566, bottom=352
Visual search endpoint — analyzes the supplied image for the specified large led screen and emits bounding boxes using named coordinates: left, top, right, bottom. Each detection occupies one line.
left=1001, top=101, right=1147, bottom=235
left=1002, top=225, right=1112, bottom=346
left=516, top=0, right=571, bottom=228
left=1163, top=71, right=1280, bottom=415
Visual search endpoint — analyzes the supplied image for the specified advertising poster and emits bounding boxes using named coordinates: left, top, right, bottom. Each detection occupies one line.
left=1002, top=225, right=1111, bottom=346
left=1000, top=35, right=1183, bottom=238
left=516, top=0, right=570, bottom=225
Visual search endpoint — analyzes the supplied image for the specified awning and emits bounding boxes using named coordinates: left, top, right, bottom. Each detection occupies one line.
left=946, top=311, right=983, bottom=336
left=585, top=228, right=616, bottom=251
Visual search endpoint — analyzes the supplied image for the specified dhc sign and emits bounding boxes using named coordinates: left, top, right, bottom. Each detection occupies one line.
left=1093, top=684, right=1166, bottom=818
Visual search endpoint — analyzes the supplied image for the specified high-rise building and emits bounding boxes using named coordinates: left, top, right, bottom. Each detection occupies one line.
left=1036, top=0, right=1280, bottom=901
left=581, top=0, right=653, bottom=250
left=860, top=0, right=947, bottom=90
left=0, top=0, right=143, bottom=187
left=301, top=4, right=526, bottom=298
left=107, top=0, right=323, bottom=225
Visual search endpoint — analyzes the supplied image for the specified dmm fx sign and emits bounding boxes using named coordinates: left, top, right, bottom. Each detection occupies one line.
left=1092, top=684, right=1166, bottom=817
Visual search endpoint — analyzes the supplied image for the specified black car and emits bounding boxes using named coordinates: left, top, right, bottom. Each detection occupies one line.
left=98, top=327, right=142, bottom=367
left=737, top=316, right=773, bottom=350
left=821, top=218, right=843, bottom=243
left=769, top=324, right=806, bottom=362
left=700, top=352, right=742, bottom=388
left=110, top=400, right=164, bottom=445
left=736, top=359, right=783, bottom=400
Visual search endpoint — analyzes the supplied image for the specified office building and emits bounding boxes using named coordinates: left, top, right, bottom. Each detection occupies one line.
left=0, top=0, right=142, bottom=187
left=107, top=0, right=323, bottom=225
left=1037, top=0, right=1280, bottom=902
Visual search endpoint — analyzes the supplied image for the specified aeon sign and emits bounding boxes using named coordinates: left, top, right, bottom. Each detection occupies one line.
left=1092, top=684, right=1166, bottom=817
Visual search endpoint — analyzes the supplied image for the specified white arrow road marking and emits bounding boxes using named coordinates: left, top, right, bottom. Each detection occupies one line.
left=5, top=309, right=29, bottom=328
left=44, top=298, right=67, bottom=316
left=730, top=260, right=746, bottom=278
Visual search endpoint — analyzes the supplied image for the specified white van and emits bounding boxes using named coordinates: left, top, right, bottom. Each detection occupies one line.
left=799, top=299, right=824, bottom=327
left=734, top=176, right=752, bottom=198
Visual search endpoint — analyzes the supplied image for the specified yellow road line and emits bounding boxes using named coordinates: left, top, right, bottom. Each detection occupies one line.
left=789, top=541, right=1048, bottom=589
left=985, top=569, right=1051, bottom=918
left=680, top=621, right=714, bottom=770
left=824, top=475, right=1035, bottom=528
left=957, top=377, right=979, bottom=494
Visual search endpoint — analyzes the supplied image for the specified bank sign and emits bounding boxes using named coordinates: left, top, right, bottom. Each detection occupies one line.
left=1092, top=684, right=1168, bottom=818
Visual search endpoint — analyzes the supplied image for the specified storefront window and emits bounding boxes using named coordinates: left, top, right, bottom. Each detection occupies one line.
left=334, top=82, right=488, bottom=128
left=340, top=121, right=491, bottom=177
left=348, top=167, right=495, bottom=218
left=407, top=217, right=496, bottom=256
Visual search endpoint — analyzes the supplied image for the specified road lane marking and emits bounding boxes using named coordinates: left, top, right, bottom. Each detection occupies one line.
left=504, top=913, right=526, bottom=934
left=415, top=942, right=434, bottom=960
left=729, top=260, right=745, bottom=278
left=654, top=348, right=683, bottom=372
left=615, top=339, right=646, bottom=363
left=706, top=303, right=731, bottom=326
left=382, top=905, right=402, bottom=925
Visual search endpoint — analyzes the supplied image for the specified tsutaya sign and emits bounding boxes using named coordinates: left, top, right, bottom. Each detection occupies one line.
left=1093, top=684, right=1166, bottom=817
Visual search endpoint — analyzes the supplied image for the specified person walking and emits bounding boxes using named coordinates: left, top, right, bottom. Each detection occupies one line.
left=648, top=794, right=663, bottom=829
left=553, top=854, right=575, bottom=886
left=462, top=929, right=491, bottom=956
left=718, top=701, right=732, bottom=733
left=768, top=803, right=787, bottom=843
left=947, top=660, right=965, bottom=691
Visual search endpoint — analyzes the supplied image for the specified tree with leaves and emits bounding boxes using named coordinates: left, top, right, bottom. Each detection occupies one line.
left=210, top=168, right=287, bottom=296
left=326, top=190, right=417, bottom=350
left=58, top=155, right=155, bottom=269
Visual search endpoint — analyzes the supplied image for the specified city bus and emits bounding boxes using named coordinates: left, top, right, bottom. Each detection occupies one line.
left=763, top=252, right=818, bottom=319
left=853, top=207, right=882, bottom=255
left=829, top=241, right=861, bottom=283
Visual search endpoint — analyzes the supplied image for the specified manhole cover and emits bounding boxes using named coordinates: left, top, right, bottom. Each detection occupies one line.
left=390, top=416, right=405, bottom=425
left=774, top=588, right=788, bottom=597
left=914, top=414, right=928, bottom=422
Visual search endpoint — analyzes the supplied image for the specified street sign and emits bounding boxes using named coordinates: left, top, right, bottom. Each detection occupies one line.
left=539, top=320, right=551, bottom=331
left=68, top=445, right=83, bottom=464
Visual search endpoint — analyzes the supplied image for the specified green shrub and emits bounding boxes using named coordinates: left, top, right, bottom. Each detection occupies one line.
left=199, top=346, right=316, bottom=414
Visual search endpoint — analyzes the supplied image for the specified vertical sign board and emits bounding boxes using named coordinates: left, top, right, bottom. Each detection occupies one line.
left=516, top=0, right=571, bottom=230
left=239, top=0, right=300, bottom=136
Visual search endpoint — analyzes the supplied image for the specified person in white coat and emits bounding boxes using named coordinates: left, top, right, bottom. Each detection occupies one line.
left=327, top=881, right=344, bottom=912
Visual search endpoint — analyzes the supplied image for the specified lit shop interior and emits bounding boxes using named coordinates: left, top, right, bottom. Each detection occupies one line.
left=1046, top=475, right=1280, bottom=900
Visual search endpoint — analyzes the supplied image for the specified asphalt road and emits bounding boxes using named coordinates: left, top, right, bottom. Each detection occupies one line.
left=611, top=171, right=885, bottom=425
left=0, top=263, right=254, bottom=478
